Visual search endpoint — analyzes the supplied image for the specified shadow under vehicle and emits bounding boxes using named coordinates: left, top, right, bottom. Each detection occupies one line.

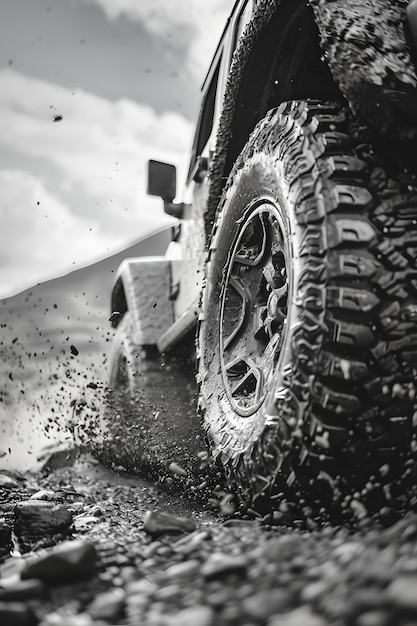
left=108, top=0, right=417, bottom=524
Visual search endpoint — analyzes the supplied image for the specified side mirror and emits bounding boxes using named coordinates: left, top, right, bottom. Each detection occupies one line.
left=147, top=160, right=184, bottom=218
left=147, top=160, right=176, bottom=202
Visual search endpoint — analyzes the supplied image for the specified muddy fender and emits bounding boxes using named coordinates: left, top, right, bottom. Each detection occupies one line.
left=112, top=258, right=174, bottom=346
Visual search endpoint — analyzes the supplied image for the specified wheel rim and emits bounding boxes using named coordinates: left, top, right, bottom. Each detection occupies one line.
left=220, top=201, right=289, bottom=417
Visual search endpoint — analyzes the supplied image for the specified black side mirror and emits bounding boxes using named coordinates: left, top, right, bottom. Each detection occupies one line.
left=147, top=160, right=176, bottom=202
left=147, top=160, right=185, bottom=218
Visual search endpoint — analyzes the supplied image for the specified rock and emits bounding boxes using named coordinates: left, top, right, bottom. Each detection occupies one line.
left=0, top=601, right=37, bottom=626
left=168, top=462, right=187, bottom=477
left=262, top=535, right=301, bottom=562
left=166, top=605, right=214, bottom=626
left=0, top=577, right=46, bottom=601
left=356, top=611, right=390, bottom=626
left=0, top=474, right=20, bottom=489
left=201, top=553, right=248, bottom=580
left=73, top=515, right=100, bottom=531
left=162, top=559, right=200, bottom=579
left=156, top=583, right=181, bottom=601
left=143, top=511, right=196, bottom=539
left=14, top=501, right=73, bottom=538
left=268, top=606, right=327, bottom=626
left=387, top=574, right=417, bottom=610
left=87, top=587, right=125, bottom=621
left=21, top=540, right=97, bottom=584
left=301, top=580, right=328, bottom=603
left=0, top=557, right=27, bottom=579
left=29, top=490, right=56, bottom=501
left=350, top=588, right=389, bottom=613
left=171, top=530, right=210, bottom=555
left=0, top=470, right=25, bottom=482
left=125, top=578, right=157, bottom=597
left=242, top=588, right=294, bottom=620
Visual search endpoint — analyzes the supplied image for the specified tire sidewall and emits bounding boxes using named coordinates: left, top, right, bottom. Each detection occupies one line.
left=201, top=151, right=307, bottom=462
left=109, top=313, right=142, bottom=391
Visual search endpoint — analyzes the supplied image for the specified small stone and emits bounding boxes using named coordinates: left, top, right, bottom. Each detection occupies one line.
left=21, top=539, right=97, bottom=584
left=0, top=577, right=46, bottom=601
left=162, top=559, right=200, bottom=579
left=0, top=601, right=37, bottom=626
left=206, top=586, right=232, bottom=607
left=262, top=536, right=301, bottom=562
left=87, top=587, right=125, bottom=621
left=301, top=580, right=328, bottom=603
left=14, top=501, right=73, bottom=537
left=143, top=510, right=196, bottom=539
left=268, top=606, right=327, bottom=626
left=0, top=557, right=26, bottom=579
left=350, top=499, right=368, bottom=520
left=125, top=578, right=157, bottom=597
left=0, top=474, right=20, bottom=489
left=29, top=490, right=56, bottom=501
left=73, top=515, right=100, bottom=531
left=242, top=588, right=294, bottom=620
left=172, top=530, right=210, bottom=554
left=168, top=462, right=187, bottom=477
left=356, top=610, right=389, bottom=626
left=350, top=588, right=388, bottom=613
left=387, top=575, right=417, bottom=610
left=166, top=605, right=214, bottom=626
left=156, top=583, right=180, bottom=601
left=201, top=553, right=248, bottom=580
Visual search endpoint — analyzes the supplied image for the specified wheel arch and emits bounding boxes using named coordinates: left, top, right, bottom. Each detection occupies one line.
left=109, top=258, right=175, bottom=344
left=205, top=0, right=417, bottom=243
left=205, top=0, right=342, bottom=240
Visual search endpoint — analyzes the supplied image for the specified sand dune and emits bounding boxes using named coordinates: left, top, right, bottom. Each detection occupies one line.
left=0, top=227, right=172, bottom=471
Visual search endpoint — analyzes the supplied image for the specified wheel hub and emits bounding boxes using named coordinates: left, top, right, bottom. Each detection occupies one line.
left=220, top=202, right=289, bottom=417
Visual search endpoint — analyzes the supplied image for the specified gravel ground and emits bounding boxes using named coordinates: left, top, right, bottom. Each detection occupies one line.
left=1, top=449, right=417, bottom=626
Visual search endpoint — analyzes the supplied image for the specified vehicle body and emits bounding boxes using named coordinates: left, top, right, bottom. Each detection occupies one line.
left=109, top=0, right=417, bottom=522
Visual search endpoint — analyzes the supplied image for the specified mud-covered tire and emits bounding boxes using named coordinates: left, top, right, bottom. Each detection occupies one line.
left=198, top=100, right=417, bottom=523
left=109, top=313, right=143, bottom=392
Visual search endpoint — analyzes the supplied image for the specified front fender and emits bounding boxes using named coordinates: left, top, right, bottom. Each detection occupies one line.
left=111, top=257, right=174, bottom=346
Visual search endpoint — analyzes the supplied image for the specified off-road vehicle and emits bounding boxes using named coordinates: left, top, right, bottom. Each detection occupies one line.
left=108, top=0, right=417, bottom=523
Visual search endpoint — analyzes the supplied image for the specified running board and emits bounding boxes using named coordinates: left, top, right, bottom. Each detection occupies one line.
left=157, top=305, right=200, bottom=353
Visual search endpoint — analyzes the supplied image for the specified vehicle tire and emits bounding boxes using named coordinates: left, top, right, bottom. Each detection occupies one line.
left=198, top=100, right=417, bottom=524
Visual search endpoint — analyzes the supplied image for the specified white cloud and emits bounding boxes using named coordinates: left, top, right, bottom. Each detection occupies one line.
left=76, top=0, right=234, bottom=82
left=0, top=169, right=115, bottom=298
left=0, top=68, right=194, bottom=297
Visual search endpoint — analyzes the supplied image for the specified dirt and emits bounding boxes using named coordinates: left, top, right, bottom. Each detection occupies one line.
left=2, top=449, right=417, bottom=626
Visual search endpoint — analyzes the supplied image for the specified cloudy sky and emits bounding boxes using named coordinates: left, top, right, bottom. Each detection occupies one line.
left=0, top=0, right=233, bottom=298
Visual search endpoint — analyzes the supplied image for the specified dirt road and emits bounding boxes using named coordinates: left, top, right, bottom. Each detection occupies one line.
left=1, top=449, right=417, bottom=626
